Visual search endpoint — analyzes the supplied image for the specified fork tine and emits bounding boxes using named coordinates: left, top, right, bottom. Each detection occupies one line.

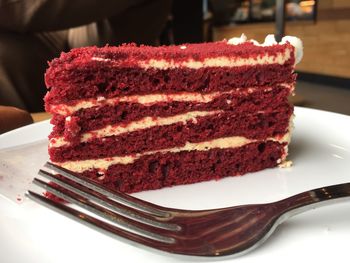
left=31, top=177, right=178, bottom=243
left=25, top=190, right=176, bottom=251
left=38, top=169, right=180, bottom=231
left=44, top=162, right=170, bottom=217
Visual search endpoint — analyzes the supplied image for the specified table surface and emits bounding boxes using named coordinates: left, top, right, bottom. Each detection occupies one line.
left=31, top=112, right=51, bottom=123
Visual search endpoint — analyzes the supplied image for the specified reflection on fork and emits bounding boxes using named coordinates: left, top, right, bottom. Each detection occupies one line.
left=26, top=162, right=350, bottom=258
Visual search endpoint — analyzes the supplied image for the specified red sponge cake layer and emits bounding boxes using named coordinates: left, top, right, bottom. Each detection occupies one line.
left=79, top=141, right=285, bottom=193
left=45, top=64, right=295, bottom=105
left=49, top=107, right=292, bottom=162
left=49, top=85, right=292, bottom=138
left=45, top=35, right=302, bottom=193
left=45, top=41, right=296, bottom=105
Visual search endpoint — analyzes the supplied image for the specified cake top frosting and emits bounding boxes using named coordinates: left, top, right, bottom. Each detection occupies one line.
left=48, top=34, right=301, bottom=71
left=228, top=34, right=303, bottom=64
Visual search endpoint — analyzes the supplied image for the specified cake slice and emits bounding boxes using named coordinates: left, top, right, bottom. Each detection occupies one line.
left=45, top=34, right=303, bottom=193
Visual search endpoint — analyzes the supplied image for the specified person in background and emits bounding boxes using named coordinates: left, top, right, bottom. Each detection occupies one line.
left=0, top=105, right=33, bottom=133
left=0, top=0, right=172, bottom=133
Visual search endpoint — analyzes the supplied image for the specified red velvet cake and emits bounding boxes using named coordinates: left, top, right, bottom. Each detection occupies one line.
left=45, top=34, right=303, bottom=193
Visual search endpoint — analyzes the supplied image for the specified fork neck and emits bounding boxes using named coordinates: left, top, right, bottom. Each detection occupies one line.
left=275, top=182, right=350, bottom=213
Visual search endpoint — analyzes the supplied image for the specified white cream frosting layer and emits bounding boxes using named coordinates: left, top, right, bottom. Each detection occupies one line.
left=54, top=134, right=290, bottom=173
left=49, top=90, right=234, bottom=116
left=139, top=49, right=292, bottom=69
left=49, top=83, right=294, bottom=116
left=50, top=110, right=222, bottom=148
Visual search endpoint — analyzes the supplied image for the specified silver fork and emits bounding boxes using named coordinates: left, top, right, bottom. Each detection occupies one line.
left=26, top=162, right=350, bottom=258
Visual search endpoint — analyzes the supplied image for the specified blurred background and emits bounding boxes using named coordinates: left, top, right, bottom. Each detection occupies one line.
left=168, top=0, right=350, bottom=116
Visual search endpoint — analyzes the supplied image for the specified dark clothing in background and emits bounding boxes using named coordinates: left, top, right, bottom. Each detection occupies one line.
left=0, top=0, right=172, bottom=112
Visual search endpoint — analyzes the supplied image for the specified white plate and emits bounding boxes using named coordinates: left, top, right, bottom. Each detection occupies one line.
left=0, top=106, right=350, bottom=262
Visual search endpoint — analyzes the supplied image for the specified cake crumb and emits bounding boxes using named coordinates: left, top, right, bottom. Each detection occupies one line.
left=97, top=175, right=105, bottom=180
left=97, top=96, right=106, bottom=101
left=97, top=171, right=106, bottom=180
left=279, top=160, right=293, bottom=168
left=91, top=57, right=111, bottom=62
left=16, top=195, right=22, bottom=202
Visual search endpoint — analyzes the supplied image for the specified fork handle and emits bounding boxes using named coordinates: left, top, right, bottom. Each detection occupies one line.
left=275, top=182, right=350, bottom=216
